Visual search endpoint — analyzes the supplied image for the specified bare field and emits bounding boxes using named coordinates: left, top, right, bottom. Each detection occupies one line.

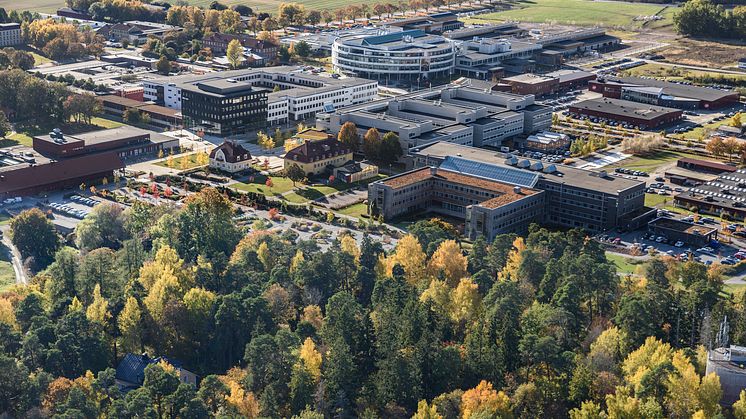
left=659, top=37, right=746, bottom=69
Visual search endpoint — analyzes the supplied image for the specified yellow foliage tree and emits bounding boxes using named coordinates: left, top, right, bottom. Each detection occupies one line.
left=118, top=296, right=143, bottom=354
left=138, top=245, right=193, bottom=292
left=621, top=336, right=673, bottom=394
left=427, top=239, right=467, bottom=287
left=302, top=305, right=323, bottom=330
left=450, top=278, right=482, bottom=325
left=257, top=242, right=273, bottom=271
left=384, top=234, right=426, bottom=285
left=499, top=236, right=526, bottom=281
left=460, top=380, right=511, bottom=419
left=569, top=401, right=604, bottom=419
left=340, top=235, right=360, bottom=264
left=413, top=400, right=443, bottom=419
left=420, top=279, right=452, bottom=315
left=0, top=298, right=17, bottom=328
left=298, top=337, right=322, bottom=381
left=85, top=284, right=111, bottom=326
left=605, top=387, right=642, bottom=418
left=225, top=381, right=261, bottom=418
left=69, top=296, right=83, bottom=313
left=290, top=250, right=305, bottom=273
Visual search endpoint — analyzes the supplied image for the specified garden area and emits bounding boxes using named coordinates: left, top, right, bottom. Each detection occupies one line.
left=155, top=152, right=209, bottom=171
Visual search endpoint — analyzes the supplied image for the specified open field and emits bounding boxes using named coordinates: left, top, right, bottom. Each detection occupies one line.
left=337, top=202, right=368, bottom=219
left=606, top=252, right=644, bottom=275
left=466, top=0, right=670, bottom=29
left=656, top=37, right=746, bottom=70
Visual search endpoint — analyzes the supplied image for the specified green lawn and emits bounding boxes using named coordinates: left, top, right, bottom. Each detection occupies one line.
left=645, top=193, right=674, bottom=208
left=606, top=150, right=714, bottom=174
left=90, top=117, right=124, bottom=129
left=0, top=243, right=15, bottom=292
left=232, top=175, right=296, bottom=197
left=606, top=252, right=644, bottom=275
left=337, top=202, right=368, bottom=219
left=1, top=132, right=33, bottom=148
left=465, top=0, right=670, bottom=28
left=155, top=153, right=206, bottom=170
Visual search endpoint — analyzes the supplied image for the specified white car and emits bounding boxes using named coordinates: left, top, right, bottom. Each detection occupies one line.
left=674, top=241, right=685, bottom=247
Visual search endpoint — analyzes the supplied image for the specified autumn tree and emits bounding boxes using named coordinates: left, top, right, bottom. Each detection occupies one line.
left=226, top=39, right=243, bottom=69
left=427, top=239, right=467, bottom=286
left=10, top=207, right=60, bottom=270
left=338, top=121, right=359, bottom=151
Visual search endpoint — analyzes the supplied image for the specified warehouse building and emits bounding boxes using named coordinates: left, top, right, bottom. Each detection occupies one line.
left=569, top=97, right=683, bottom=129
left=589, top=76, right=739, bottom=110
left=1, top=127, right=177, bottom=197
left=407, top=142, right=651, bottom=233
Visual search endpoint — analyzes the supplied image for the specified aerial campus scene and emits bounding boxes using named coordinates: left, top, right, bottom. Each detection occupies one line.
left=1, top=0, right=746, bottom=417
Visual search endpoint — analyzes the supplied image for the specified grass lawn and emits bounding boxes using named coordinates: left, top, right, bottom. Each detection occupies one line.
left=645, top=193, right=674, bottom=208
left=0, top=243, right=15, bottom=292
left=90, top=117, right=124, bottom=129
left=466, top=0, right=669, bottom=28
left=606, top=149, right=714, bottom=174
left=606, top=252, right=644, bottom=275
left=337, top=202, right=369, bottom=219
left=1, top=132, right=33, bottom=148
left=155, top=153, right=206, bottom=170
left=232, top=175, right=296, bottom=197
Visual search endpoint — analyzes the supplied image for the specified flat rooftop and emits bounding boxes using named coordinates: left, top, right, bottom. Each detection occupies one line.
left=649, top=217, right=717, bottom=236
left=502, top=73, right=558, bottom=84
left=34, top=126, right=174, bottom=147
left=411, top=141, right=643, bottom=193
left=597, top=76, right=738, bottom=102
left=380, top=166, right=538, bottom=209
left=571, top=98, right=680, bottom=121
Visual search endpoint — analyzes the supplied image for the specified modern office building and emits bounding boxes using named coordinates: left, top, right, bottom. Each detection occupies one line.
left=407, top=142, right=651, bottom=233
left=368, top=166, right=545, bottom=240
left=332, top=29, right=456, bottom=81
left=589, top=76, right=740, bottom=110
left=569, top=98, right=683, bottom=129
left=317, top=81, right=551, bottom=152
left=142, top=66, right=378, bottom=135
left=385, top=12, right=464, bottom=34
left=454, top=37, right=541, bottom=80
left=0, top=23, right=21, bottom=47
left=181, top=79, right=268, bottom=137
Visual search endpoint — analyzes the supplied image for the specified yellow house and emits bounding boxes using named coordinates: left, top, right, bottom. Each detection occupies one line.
left=283, top=137, right=353, bottom=176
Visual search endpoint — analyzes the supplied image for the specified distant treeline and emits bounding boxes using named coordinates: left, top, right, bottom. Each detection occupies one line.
left=674, top=0, right=746, bottom=39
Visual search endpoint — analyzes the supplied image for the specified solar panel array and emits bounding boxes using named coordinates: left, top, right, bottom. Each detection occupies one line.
left=439, top=156, right=539, bottom=188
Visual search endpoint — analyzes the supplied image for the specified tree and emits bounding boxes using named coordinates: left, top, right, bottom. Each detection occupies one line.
left=413, top=400, right=442, bottom=419
left=427, top=239, right=467, bottom=286
left=0, top=110, right=10, bottom=138
left=734, top=390, right=746, bottom=419
left=226, top=39, right=243, bottom=69
left=10, top=208, right=60, bottom=270
left=285, top=163, right=305, bottom=186
left=293, top=40, right=311, bottom=58
left=362, top=127, right=381, bottom=160
left=156, top=56, right=171, bottom=75
left=118, top=296, right=143, bottom=354
left=75, top=203, right=128, bottom=251
left=383, top=234, right=427, bottom=285
left=380, top=132, right=402, bottom=163
left=258, top=131, right=275, bottom=150
left=460, top=381, right=511, bottom=419
left=338, top=121, right=359, bottom=151
left=733, top=112, right=742, bottom=128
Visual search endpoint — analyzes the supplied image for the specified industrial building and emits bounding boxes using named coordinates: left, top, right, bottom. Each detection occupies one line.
left=332, top=29, right=456, bottom=81
left=589, top=76, right=740, bottom=110
left=368, top=166, right=545, bottom=241
left=569, top=98, right=683, bottom=129
left=406, top=142, right=651, bottom=233
left=0, top=126, right=178, bottom=197
left=674, top=168, right=746, bottom=219
left=141, top=67, right=378, bottom=136
left=316, top=81, right=551, bottom=152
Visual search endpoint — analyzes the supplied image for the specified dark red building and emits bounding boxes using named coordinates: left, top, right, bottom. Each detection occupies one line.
left=589, top=76, right=739, bottom=110
left=569, top=97, right=683, bottom=129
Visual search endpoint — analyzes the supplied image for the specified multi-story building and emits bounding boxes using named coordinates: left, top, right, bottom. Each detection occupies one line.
left=101, top=21, right=180, bottom=43
left=181, top=79, right=267, bottom=137
left=317, top=81, right=551, bottom=152
left=202, top=33, right=279, bottom=57
left=141, top=67, right=377, bottom=134
left=332, top=29, right=456, bottom=81
left=368, top=166, right=545, bottom=240
left=408, top=142, right=651, bottom=233
left=0, top=23, right=21, bottom=47
left=385, top=12, right=464, bottom=34
left=283, top=137, right=353, bottom=176
left=454, top=38, right=541, bottom=80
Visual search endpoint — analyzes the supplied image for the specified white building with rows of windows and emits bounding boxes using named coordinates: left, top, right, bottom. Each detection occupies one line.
left=141, top=66, right=378, bottom=126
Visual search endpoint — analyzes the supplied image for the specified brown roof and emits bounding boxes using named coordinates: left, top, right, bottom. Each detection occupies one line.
left=382, top=167, right=536, bottom=208
left=209, top=141, right=251, bottom=163
left=284, top=138, right=352, bottom=164
left=678, top=157, right=736, bottom=173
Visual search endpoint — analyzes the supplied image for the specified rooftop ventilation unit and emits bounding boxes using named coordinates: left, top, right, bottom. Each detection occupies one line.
left=504, top=156, right=518, bottom=166
left=530, top=161, right=543, bottom=171
left=517, top=159, right=530, bottom=168
left=543, top=164, right=557, bottom=174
